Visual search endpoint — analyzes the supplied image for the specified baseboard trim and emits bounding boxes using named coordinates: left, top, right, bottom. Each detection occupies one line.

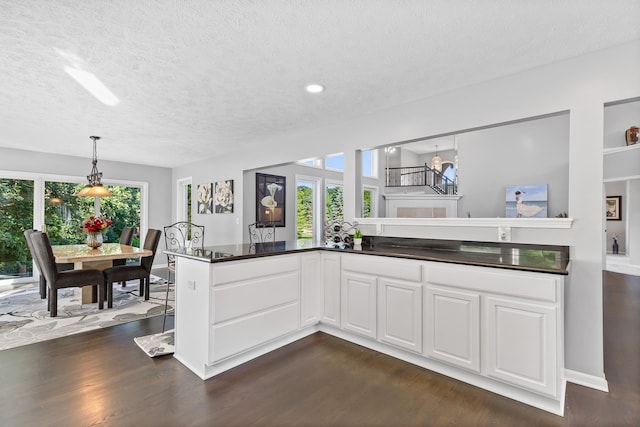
left=564, top=369, right=609, bottom=392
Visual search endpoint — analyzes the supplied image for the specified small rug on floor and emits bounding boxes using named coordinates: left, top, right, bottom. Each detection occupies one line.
left=134, top=328, right=175, bottom=357
left=0, top=276, right=173, bottom=351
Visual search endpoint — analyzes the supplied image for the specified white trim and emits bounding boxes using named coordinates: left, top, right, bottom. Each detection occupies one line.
left=354, top=217, right=573, bottom=229
left=564, top=369, right=609, bottom=392
left=603, top=144, right=640, bottom=156
left=603, top=174, right=640, bottom=183
left=176, top=177, right=192, bottom=222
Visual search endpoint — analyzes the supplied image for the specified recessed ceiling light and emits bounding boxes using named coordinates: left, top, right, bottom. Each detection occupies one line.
left=305, top=84, right=325, bottom=93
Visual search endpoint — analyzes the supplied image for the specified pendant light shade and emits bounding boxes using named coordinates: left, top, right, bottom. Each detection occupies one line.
left=430, top=145, right=442, bottom=172
left=76, top=136, right=112, bottom=197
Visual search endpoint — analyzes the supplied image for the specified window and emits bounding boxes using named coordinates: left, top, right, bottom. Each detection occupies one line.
left=362, top=149, right=378, bottom=178
left=0, top=171, right=147, bottom=285
left=325, top=153, right=344, bottom=172
left=177, top=177, right=192, bottom=223
left=297, top=158, right=322, bottom=168
left=325, top=180, right=344, bottom=223
left=296, top=176, right=321, bottom=240
left=362, top=185, right=378, bottom=218
left=0, top=177, right=35, bottom=281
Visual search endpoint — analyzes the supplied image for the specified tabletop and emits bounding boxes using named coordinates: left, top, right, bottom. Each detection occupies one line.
left=52, top=243, right=152, bottom=264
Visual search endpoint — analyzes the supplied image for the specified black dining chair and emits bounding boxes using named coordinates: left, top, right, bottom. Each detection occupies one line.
left=29, top=231, right=104, bottom=317
left=113, top=227, right=135, bottom=287
left=24, top=229, right=73, bottom=300
left=102, top=229, right=162, bottom=309
left=163, top=222, right=205, bottom=332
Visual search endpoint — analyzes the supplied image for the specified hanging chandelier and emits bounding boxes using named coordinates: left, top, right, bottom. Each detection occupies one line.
left=430, top=145, right=442, bottom=172
left=76, top=136, right=112, bottom=197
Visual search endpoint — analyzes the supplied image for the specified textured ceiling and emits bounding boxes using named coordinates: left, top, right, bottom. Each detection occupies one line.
left=1, top=0, right=639, bottom=168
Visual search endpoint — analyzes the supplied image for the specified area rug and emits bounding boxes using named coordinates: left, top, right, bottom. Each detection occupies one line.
left=0, top=276, right=173, bottom=351
left=134, top=328, right=175, bottom=357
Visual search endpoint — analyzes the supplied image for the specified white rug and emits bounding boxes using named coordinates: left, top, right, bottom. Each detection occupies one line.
left=134, top=329, right=175, bottom=357
left=0, top=276, right=173, bottom=351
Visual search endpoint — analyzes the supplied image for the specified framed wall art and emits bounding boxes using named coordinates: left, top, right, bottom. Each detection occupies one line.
left=505, top=184, right=548, bottom=218
left=606, top=196, right=622, bottom=220
left=255, top=173, right=286, bottom=227
left=197, top=183, right=213, bottom=214
left=214, top=179, right=234, bottom=213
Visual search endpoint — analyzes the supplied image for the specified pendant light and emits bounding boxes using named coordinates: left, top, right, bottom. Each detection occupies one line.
left=76, top=136, right=112, bottom=197
left=430, top=145, right=442, bottom=172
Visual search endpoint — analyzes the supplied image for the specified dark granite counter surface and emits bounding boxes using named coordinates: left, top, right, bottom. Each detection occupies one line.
left=165, top=236, right=570, bottom=275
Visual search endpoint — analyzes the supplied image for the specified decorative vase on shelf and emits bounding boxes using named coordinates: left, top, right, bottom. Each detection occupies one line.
left=86, top=232, right=103, bottom=248
left=626, top=126, right=639, bottom=146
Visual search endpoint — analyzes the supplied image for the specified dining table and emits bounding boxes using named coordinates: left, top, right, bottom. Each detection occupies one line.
left=52, top=243, right=153, bottom=304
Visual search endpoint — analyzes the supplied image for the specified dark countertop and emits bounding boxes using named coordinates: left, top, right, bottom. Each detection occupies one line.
left=165, top=236, right=570, bottom=275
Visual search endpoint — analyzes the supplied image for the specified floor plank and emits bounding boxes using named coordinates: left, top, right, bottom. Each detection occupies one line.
left=0, top=271, right=638, bottom=426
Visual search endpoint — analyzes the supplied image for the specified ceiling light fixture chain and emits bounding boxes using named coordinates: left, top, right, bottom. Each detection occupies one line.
left=76, top=136, right=112, bottom=197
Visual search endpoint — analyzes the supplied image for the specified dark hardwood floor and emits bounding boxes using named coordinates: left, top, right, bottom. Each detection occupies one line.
left=0, top=271, right=638, bottom=426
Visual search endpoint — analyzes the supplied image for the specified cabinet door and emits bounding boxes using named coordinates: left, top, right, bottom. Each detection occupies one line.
left=300, top=252, right=320, bottom=327
left=321, top=253, right=341, bottom=327
left=484, top=296, right=557, bottom=397
left=341, top=272, right=377, bottom=338
left=424, top=285, right=480, bottom=372
left=378, top=279, right=422, bottom=353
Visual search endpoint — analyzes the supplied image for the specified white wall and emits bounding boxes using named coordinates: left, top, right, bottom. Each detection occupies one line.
left=457, top=113, right=570, bottom=218
left=171, top=40, right=640, bottom=382
left=0, top=146, right=172, bottom=265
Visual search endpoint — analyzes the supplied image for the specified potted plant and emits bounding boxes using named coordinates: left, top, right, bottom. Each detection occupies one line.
left=353, top=228, right=363, bottom=246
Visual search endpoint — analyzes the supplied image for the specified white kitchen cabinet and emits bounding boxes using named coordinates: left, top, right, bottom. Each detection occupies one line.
left=341, top=271, right=377, bottom=338
left=300, top=252, right=321, bottom=327
left=321, top=252, right=341, bottom=327
left=484, top=295, right=558, bottom=397
left=425, top=285, right=480, bottom=372
left=378, top=278, right=423, bottom=353
left=209, top=255, right=300, bottom=363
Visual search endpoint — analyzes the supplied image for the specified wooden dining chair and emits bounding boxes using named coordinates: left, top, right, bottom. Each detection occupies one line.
left=102, top=229, right=162, bottom=309
left=23, top=229, right=73, bottom=300
left=29, top=231, right=104, bottom=317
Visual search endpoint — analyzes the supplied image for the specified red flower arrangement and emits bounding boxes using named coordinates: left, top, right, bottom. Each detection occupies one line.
left=82, top=215, right=113, bottom=233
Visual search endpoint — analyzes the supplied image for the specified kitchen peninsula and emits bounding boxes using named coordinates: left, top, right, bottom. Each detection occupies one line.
left=167, top=237, right=569, bottom=415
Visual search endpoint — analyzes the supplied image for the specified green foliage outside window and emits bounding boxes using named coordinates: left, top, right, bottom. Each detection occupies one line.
left=297, top=185, right=313, bottom=239
left=0, top=178, right=142, bottom=279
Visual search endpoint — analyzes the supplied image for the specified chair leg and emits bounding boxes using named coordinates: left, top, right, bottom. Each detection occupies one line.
left=139, top=279, right=144, bottom=298
left=144, top=277, right=150, bottom=301
left=50, top=288, right=57, bottom=317
left=107, top=280, right=114, bottom=309
left=39, top=275, right=46, bottom=299
left=162, top=280, right=171, bottom=332
left=91, top=285, right=98, bottom=303
left=98, top=283, right=104, bottom=310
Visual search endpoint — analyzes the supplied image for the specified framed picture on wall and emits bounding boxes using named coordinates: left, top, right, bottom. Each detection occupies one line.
left=606, top=196, right=622, bottom=220
left=256, top=173, right=286, bottom=227
left=197, top=183, right=213, bottom=214
left=214, top=180, right=234, bottom=213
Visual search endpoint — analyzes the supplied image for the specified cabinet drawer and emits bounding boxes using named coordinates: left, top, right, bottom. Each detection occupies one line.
left=210, top=302, right=299, bottom=363
left=212, top=271, right=299, bottom=324
left=426, top=264, right=558, bottom=302
left=213, top=255, right=299, bottom=285
left=342, top=254, right=422, bottom=282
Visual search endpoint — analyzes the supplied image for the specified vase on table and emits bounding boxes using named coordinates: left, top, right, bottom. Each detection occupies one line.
left=86, top=232, right=103, bottom=248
